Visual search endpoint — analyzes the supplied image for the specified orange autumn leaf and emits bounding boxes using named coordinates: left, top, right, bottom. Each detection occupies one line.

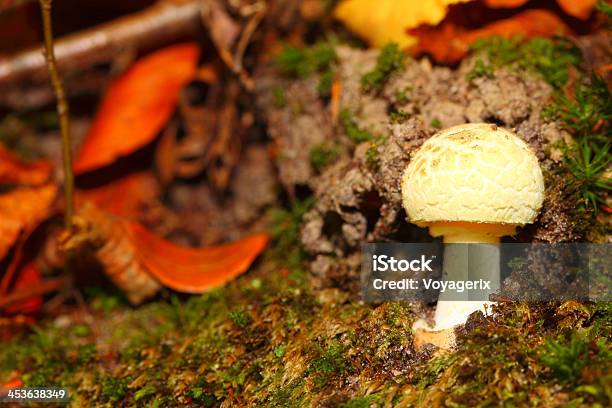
left=483, top=0, right=529, bottom=6
left=409, top=9, right=571, bottom=62
left=127, top=222, right=268, bottom=294
left=74, top=43, right=200, bottom=174
left=65, top=203, right=268, bottom=303
left=0, top=184, right=57, bottom=260
left=76, top=171, right=159, bottom=220
left=556, top=0, right=597, bottom=20
left=0, top=144, right=53, bottom=186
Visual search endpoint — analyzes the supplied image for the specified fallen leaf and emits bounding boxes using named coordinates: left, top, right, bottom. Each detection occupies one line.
left=0, top=144, right=53, bottom=185
left=128, top=222, right=268, bottom=293
left=3, top=263, right=43, bottom=315
left=409, top=9, right=571, bottom=62
left=333, top=0, right=470, bottom=48
left=74, top=43, right=200, bottom=174
left=76, top=171, right=160, bottom=220
left=556, top=0, right=597, bottom=20
left=64, top=203, right=268, bottom=303
left=0, top=184, right=57, bottom=260
left=484, top=0, right=529, bottom=7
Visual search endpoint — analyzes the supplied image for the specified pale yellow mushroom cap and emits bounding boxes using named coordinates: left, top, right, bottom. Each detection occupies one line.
left=401, top=123, right=545, bottom=227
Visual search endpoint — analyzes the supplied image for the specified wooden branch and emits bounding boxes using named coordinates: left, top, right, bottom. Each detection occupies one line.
left=0, top=0, right=202, bottom=84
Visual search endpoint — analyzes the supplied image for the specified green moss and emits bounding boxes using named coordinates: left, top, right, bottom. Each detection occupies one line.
left=466, top=58, right=494, bottom=81
left=272, top=86, right=287, bottom=108
left=340, top=109, right=376, bottom=143
left=361, top=42, right=406, bottom=93
left=317, top=69, right=334, bottom=98
left=276, top=42, right=336, bottom=78
left=308, top=340, right=349, bottom=388
left=340, top=393, right=384, bottom=408
left=597, top=0, right=612, bottom=17
left=365, top=135, right=388, bottom=171
left=470, top=36, right=582, bottom=89
left=390, top=109, right=410, bottom=123
left=101, top=377, right=130, bottom=402
left=229, top=309, right=252, bottom=328
left=394, top=86, right=412, bottom=104
left=310, top=142, right=341, bottom=172
left=539, top=332, right=591, bottom=383
left=430, top=118, right=442, bottom=129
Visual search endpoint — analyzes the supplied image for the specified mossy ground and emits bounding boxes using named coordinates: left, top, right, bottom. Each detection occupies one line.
left=1, top=243, right=610, bottom=406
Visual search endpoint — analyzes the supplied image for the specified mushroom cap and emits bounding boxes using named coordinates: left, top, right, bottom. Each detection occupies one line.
left=401, top=123, right=545, bottom=226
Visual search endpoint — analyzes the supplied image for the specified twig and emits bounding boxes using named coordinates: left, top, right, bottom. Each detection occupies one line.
left=0, top=278, right=66, bottom=311
left=39, top=0, right=74, bottom=228
left=0, top=0, right=202, bottom=84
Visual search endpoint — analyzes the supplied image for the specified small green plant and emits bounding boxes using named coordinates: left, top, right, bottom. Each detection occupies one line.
left=563, top=140, right=611, bottom=211
left=310, top=142, right=340, bottom=172
left=466, top=58, right=494, bottom=81
left=362, top=42, right=406, bottom=92
left=540, top=333, right=590, bottom=383
left=340, top=109, right=376, bottom=143
left=544, top=75, right=611, bottom=141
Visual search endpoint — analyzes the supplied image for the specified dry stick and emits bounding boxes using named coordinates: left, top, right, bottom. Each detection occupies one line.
left=0, top=278, right=66, bottom=311
left=0, top=0, right=202, bottom=84
left=39, top=0, right=74, bottom=228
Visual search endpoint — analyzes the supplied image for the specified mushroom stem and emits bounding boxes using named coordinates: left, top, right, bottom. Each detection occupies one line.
left=428, top=223, right=513, bottom=331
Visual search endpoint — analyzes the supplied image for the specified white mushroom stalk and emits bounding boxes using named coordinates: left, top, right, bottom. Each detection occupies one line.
left=401, top=123, right=544, bottom=345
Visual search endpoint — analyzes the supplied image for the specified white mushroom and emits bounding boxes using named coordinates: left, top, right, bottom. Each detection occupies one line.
left=401, top=123, right=545, bottom=348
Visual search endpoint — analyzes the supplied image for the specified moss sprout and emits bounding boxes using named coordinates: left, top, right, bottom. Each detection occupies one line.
left=310, top=142, right=341, bottom=172
left=340, top=109, right=376, bottom=143
left=361, top=42, right=406, bottom=93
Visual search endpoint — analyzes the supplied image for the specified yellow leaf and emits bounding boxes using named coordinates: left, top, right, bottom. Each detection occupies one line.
left=333, top=0, right=471, bottom=48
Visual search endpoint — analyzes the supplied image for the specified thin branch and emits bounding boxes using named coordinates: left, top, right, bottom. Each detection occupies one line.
left=0, top=0, right=202, bottom=84
left=0, top=278, right=66, bottom=311
left=39, top=0, right=74, bottom=228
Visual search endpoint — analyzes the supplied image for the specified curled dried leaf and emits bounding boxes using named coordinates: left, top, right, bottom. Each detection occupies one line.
left=64, top=203, right=268, bottom=303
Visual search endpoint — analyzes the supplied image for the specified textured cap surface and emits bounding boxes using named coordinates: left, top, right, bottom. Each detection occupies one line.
left=401, top=123, right=544, bottom=225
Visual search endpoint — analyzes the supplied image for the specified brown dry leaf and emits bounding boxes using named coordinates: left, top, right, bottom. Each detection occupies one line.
left=0, top=144, right=53, bottom=186
left=65, top=203, right=268, bottom=304
left=409, top=9, right=571, bottom=62
left=76, top=171, right=160, bottom=221
left=0, top=184, right=57, bottom=260
left=333, top=0, right=471, bottom=48
left=74, top=43, right=200, bottom=174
